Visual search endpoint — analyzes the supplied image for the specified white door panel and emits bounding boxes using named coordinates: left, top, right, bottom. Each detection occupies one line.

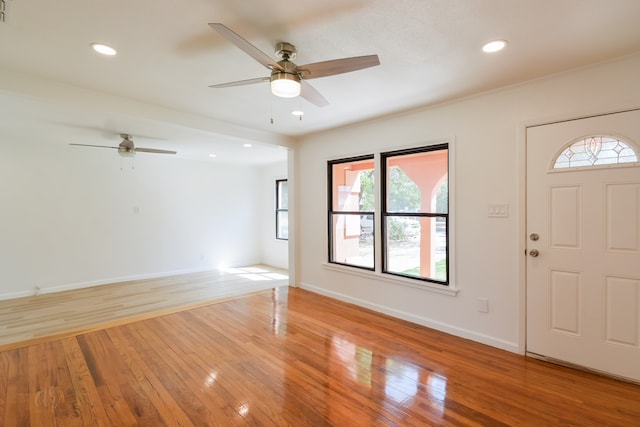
left=526, top=109, right=640, bottom=382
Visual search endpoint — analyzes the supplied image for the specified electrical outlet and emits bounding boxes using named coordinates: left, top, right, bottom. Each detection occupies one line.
left=477, top=297, right=489, bottom=313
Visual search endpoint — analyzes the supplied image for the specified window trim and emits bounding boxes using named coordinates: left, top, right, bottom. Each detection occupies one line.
left=322, top=261, right=458, bottom=297
left=275, top=179, right=288, bottom=240
left=381, top=143, right=450, bottom=286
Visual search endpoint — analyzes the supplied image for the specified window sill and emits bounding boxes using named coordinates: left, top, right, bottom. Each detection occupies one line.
left=322, top=262, right=459, bottom=297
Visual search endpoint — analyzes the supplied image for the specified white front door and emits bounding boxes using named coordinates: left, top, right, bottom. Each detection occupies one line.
left=526, top=109, right=640, bottom=382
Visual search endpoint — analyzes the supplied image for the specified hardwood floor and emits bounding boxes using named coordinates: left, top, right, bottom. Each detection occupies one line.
left=0, top=265, right=288, bottom=350
left=1, top=287, right=640, bottom=426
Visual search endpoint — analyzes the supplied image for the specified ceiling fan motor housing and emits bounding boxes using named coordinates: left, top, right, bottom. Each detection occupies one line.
left=118, top=134, right=135, bottom=155
left=270, top=60, right=300, bottom=82
left=274, top=42, right=296, bottom=60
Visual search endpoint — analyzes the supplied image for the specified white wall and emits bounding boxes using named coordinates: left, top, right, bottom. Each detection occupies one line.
left=259, top=160, right=289, bottom=269
left=0, top=139, right=264, bottom=299
left=294, top=53, right=640, bottom=353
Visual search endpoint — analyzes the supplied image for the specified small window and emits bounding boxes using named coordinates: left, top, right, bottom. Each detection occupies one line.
left=553, top=135, right=638, bottom=170
left=276, top=179, right=288, bottom=240
left=328, top=155, right=375, bottom=270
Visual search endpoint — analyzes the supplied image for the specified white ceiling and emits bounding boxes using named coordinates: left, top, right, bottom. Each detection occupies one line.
left=1, top=0, right=640, bottom=164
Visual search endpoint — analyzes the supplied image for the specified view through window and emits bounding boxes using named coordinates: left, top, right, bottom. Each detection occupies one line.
left=328, top=156, right=375, bottom=269
left=276, top=179, right=288, bottom=240
left=382, top=145, right=448, bottom=284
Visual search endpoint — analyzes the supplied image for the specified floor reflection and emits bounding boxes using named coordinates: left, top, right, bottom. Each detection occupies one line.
left=426, top=373, right=447, bottom=409
left=385, top=358, right=419, bottom=405
left=331, top=335, right=373, bottom=386
left=270, top=287, right=287, bottom=337
left=327, top=333, right=448, bottom=421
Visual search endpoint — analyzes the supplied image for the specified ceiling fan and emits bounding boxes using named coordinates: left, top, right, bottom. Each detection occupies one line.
left=208, top=23, right=380, bottom=107
left=70, top=134, right=177, bottom=156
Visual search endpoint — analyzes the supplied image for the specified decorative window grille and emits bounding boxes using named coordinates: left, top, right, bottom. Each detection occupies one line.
left=553, top=135, right=638, bottom=170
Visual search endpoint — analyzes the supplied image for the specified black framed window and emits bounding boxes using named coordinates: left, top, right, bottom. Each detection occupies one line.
left=276, top=179, right=288, bottom=240
left=328, top=155, right=375, bottom=270
left=381, top=144, right=449, bottom=285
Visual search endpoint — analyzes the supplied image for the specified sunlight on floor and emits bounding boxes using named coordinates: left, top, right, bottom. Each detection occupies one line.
left=222, top=266, right=288, bottom=281
left=0, top=265, right=289, bottom=349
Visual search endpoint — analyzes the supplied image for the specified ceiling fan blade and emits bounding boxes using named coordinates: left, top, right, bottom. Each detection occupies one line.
left=300, top=81, right=329, bottom=107
left=209, top=23, right=283, bottom=71
left=70, top=143, right=118, bottom=149
left=297, top=55, right=380, bottom=80
left=209, top=77, right=270, bottom=88
left=135, top=148, right=177, bottom=155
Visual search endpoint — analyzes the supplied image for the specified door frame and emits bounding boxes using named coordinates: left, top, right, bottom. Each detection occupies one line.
left=519, top=106, right=640, bottom=356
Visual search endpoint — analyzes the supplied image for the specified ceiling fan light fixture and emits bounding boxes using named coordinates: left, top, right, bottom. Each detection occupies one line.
left=270, top=72, right=301, bottom=98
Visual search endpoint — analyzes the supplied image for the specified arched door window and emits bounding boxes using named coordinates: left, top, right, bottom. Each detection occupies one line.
left=552, top=135, right=638, bottom=170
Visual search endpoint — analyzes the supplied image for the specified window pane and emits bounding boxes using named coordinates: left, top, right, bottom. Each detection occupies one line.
left=277, top=211, right=288, bottom=240
left=331, top=159, right=375, bottom=212
left=276, top=179, right=288, bottom=240
left=385, top=216, right=447, bottom=282
left=386, top=149, right=448, bottom=213
left=330, top=213, right=374, bottom=269
left=435, top=179, right=448, bottom=214
left=387, top=167, right=421, bottom=212
left=328, top=155, right=375, bottom=270
left=278, top=180, right=288, bottom=209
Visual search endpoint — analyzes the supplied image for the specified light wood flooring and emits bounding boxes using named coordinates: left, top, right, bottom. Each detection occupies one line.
left=1, top=284, right=640, bottom=425
left=0, top=265, right=288, bottom=350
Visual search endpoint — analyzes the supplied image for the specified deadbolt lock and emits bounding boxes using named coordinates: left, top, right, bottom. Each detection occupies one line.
left=530, top=233, right=539, bottom=241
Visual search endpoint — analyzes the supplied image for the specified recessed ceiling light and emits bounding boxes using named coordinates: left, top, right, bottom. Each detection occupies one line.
left=291, top=110, right=304, bottom=117
left=209, top=154, right=217, bottom=158
left=90, top=43, right=117, bottom=56
left=482, top=40, right=508, bottom=53
left=243, top=143, right=252, bottom=148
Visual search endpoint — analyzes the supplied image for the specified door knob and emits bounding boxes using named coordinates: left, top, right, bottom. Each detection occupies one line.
left=529, top=249, right=539, bottom=257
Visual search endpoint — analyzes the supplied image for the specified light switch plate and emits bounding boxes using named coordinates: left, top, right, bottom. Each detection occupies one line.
left=488, top=204, right=509, bottom=218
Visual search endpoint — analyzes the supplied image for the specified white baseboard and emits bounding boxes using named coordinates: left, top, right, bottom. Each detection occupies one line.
left=0, top=289, right=35, bottom=300
left=299, top=281, right=519, bottom=354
